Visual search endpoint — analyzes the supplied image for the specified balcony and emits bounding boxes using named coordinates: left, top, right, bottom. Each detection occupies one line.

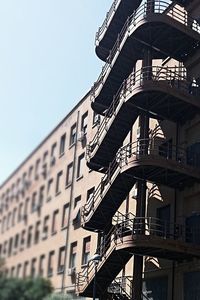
left=91, top=0, right=200, bottom=114
left=87, top=66, right=200, bottom=171
left=77, top=212, right=200, bottom=298
left=83, top=138, right=200, bottom=231
left=95, top=0, right=142, bottom=61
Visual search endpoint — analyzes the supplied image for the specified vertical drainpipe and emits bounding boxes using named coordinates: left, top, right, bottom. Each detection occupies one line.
left=171, top=123, right=179, bottom=300
left=61, top=110, right=80, bottom=292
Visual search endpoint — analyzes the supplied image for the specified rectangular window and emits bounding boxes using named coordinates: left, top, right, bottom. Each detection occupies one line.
left=93, top=112, right=100, bottom=126
left=56, top=171, right=63, bottom=195
left=74, top=195, right=81, bottom=208
left=27, top=226, right=33, bottom=248
left=35, top=159, right=40, bottom=180
left=11, top=266, right=15, bottom=277
left=23, top=261, right=29, bottom=278
left=62, top=204, right=69, bottom=229
left=50, top=143, right=57, bottom=166
left=34, top=221, right=40, bottom=244
left=31, top=258, right=37, bottom=278
left=82, top=236, right=91, bottom=265
left=39, top=255, right=45, bottom=277
left=52, top=209, right=59, bottom=235
left=48, top=251, right=54, bottom=277
left=66, top=163, right=73, bottom=186
left=20, top=229, right=26, bottom=250
left=81, top=111, right=88, bottom=134
left=18, top=203, right=23, bottom=222
left=14, top=234, right=19, bottom=252
left=39, top=185, right=45, bottom=207
left=59, top=133, right=66, bottom=156
left=43, top=216, right=49, bottom=240
left=8, top=238, right=13, bottom=257
left=31, top=192, right=37, bottom=213
left=24, top=197, right=29, bottom=219
left=58, top=246, right=65, bottom=274
left=16, top=264, right=22, bottom=278
left=47, top=178, right=53, bottom=202
left=77, top=153, right=85, bottom=179
left=69, top=242, right=77, bottom=268
left=70, top=123, right=77, bottom=146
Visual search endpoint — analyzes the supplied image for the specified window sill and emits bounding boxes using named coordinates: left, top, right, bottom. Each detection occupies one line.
left=61, top=225, right=68, bottom=231
left=46, top=196, right=52, bottom=202
left=69, top=143, right=75, bottom=150
left=51, top=231, right=57, bottom=236
left=65, top=183, right=72, bottom=189
left=59, top=152, right=65, bottom=159
left=76, top=175, right=83, bottom=182
left=55, top=191, right=61, bottom=197
left=47, top=272, right=53, bottom=278
left=81, top=264, right=88, bottom=269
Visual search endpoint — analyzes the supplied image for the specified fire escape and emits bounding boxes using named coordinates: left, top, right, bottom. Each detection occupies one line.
left=76, top=0, right=200, bottom=299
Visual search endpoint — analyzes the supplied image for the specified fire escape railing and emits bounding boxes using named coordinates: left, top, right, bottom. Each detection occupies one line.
left=87, top=65, right=199, bottom=161
left=84, top=138, right=200, bottom=222
left=77, top=211, right=192, bottom=293
left=92, top=0, right=200, bottom=97
left=96, top=0, right=120, bottom=42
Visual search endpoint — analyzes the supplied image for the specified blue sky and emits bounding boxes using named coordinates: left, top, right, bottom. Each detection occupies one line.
left=0, top=0, right=112, bottom=184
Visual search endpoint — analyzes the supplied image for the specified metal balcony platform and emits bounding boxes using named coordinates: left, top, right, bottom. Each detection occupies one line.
left=87, top=66, right=200, bottom=171
left=83, top=139, right=200, bottom=231
left=91, top=0, right=200, bottom=114
left=95, top=0, right=142, bottom=61
left=77, top=213, right=200, bottom=298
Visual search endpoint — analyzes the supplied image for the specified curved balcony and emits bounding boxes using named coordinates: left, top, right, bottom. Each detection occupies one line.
left=83, top=139, right=200, bottom=231
left=95, top=0, right=142, bottom=61
left=91, top=0, right=200, bottom=114
left=87, top=66, right=200, bottom=171
left=77, top=212, right=200, bottom=297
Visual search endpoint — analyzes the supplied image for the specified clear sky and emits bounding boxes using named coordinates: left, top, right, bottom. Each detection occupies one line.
left=0, top=0, right=113, bottom=184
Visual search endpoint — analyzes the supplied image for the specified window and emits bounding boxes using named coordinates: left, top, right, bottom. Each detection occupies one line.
left=47, top=178, right=53, bottom=202
left=58, top=246, right=65, bottom=274
left=50, top=143, right=57, bottom=166
left=66, top=163, right=73, bottom=186
left=60, top=134, right=66, bottom=156
left=69, top=242, right=77, bottom=268
left=16, top=264, right=22, bottom=278
left=48, top=251, right=54, bottom=277
left=70, top=123, right=77, bottom=146
left=24, top=197, right=29, bottom=219
left=20, top=230, right=26, bottom=250
left=8, top=237, right=13, bottom=257
left=27, top=226, right=33, bottom=248
left=39, top=185, right=45, bottom=207
left=18, top=203, right=23, bottom=222
left=77, top=153, right=85, bottom=179
left=52, top=210, right=59, bottom=235
left=74, top=195, right=81, bottom=208
left=14, top=234, right=19, bottom=253
left=35, top=159, right=40, bottom=180
left=3, top=241, right=7, bottom=256
left=93, top=111, right=100, bottom=126
left=39, top=255, right=45, bottom=276
left=23, top=261, right=29, bottom=278
left=31, top=258, right=37, bottom=278
left=31, top=192, right=37, bottom=213
left=81, top=111, right=88, bottom=134
left=87, top=187, right=95, bottom=203
left=11, top=266, right=15, bottom=277
left=56, top=171, right=63, bottom=195
left=7, top=212, right=12, bottom=229
left=12, top=207, right=17, bottom=226
left=43, top=216, right=49, bottom=239
left=62, top=204, right=69, bottom=229
left=34, top=221, right=40, bottom=244
left=28, top=166, right=33, bottom=183
left=82, top=236, right=91, bottom=265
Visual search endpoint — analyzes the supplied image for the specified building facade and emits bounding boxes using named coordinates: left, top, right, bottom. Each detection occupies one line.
left=76, top=0, right=200, bottom=299
left=0, top=91, right=102, bottom=295
left=1, top=0, right=200, bottom=299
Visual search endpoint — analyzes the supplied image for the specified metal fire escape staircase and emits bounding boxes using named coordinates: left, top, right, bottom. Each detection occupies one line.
left=77, top=0, right=200, bottom=298
left=92, top=0, right=200, bottom=115
left=77, top=212, right=200, bottom=298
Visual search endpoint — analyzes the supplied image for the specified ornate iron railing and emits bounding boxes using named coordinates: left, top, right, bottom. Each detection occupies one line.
left=92, top=0, right=200, bottom=98
left=77, top=211, right=193, bottom=294
left=88, top=65, right=199, bottom=161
